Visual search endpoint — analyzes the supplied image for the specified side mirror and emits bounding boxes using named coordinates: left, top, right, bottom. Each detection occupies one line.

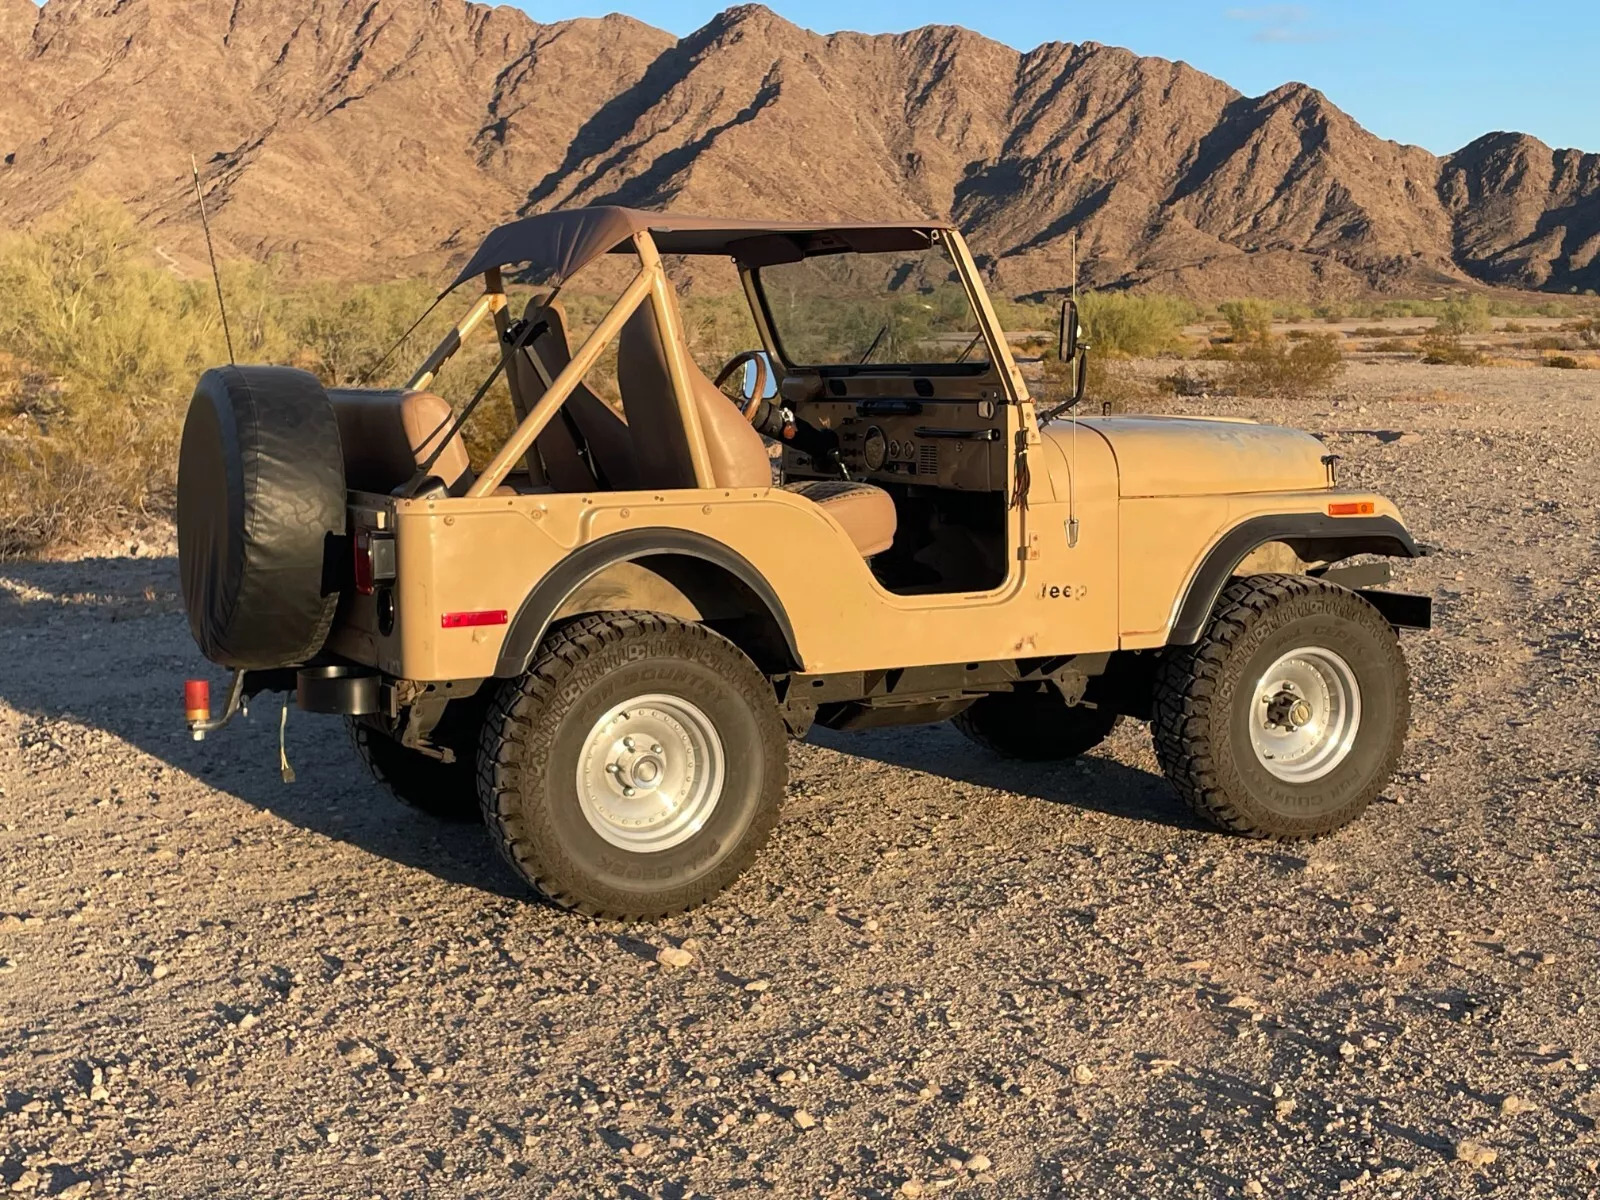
left=738, top=351, right=777, bottom=404
left=1058, top=297, right=1082, bottom=363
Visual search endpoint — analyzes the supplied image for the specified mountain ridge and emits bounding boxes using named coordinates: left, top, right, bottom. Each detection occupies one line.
left=0, top=0, right=1595, bottom=297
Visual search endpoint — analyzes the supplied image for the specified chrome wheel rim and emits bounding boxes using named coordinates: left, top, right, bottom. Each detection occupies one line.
left=1247, top=647, right=1362, bottom=783
left=575, top=693, right=725, bottom=852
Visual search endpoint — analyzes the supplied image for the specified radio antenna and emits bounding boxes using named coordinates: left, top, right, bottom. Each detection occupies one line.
left=190, top=155, right=236, bottom=364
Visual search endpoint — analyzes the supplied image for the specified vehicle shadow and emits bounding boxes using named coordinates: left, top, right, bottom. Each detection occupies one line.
left=0, top=555, right=529, bottom=901
left=806, top=719, right=1206, bottom=832
left=0, top=555, right=1199, bottom=904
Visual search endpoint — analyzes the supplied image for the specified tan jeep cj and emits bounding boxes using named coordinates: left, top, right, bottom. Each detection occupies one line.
left=176, top=207, right=1431, bottom=918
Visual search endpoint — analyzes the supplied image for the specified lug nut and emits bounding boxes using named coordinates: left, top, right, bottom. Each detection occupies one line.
left=623, top=787, right=636, bottom=797
left=623, top=737, right=635, bottom=751
left=651, top=743, right=663, bottom=755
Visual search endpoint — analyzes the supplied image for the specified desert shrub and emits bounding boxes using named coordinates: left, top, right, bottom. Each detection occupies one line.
left=1220, top=333, right=1344, bottom=396
left=1418, top=332, right=1486, bottom=366
left=1524, top=334, right=1575, bottom=351
left=1031, top=344, right=1162, bottom=414
left=1372, top=337, right=1419, bottom=353
left=289, top=279, right=443, bottom=386
left=1434, top=294, right=1493, bottom=336
left=1545, top=354, right=1581, bottom=370
left=1074, top=293, right=1198, bottom=358
left=1217, top=299, right=1274, bottom=344
left=0, top=198, right=230, bottom=553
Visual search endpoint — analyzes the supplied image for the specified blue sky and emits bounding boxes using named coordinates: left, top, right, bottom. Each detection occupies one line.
left=512, top=0, right=1600, bottom=155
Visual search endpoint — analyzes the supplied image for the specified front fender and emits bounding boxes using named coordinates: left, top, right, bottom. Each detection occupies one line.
left=1168, top=513, right=1423, bottom=645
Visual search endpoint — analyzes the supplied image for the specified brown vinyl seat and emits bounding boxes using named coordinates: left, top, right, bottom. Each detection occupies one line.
left=329, top=388, right=478, bottom=495
left=779, top=480, right=897, bottom=558
left=328, top=388, right=541, bottom=497
left=617, top=295, right=897, bottom=558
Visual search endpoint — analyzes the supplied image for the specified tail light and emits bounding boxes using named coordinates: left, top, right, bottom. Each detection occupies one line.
left=353, top=528, right=396, bottom=596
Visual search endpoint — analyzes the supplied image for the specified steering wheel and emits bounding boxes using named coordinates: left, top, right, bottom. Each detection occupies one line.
left=713, top=351, right=771, bottom=422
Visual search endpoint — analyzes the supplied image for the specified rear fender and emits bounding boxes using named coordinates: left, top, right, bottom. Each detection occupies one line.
left=493, top=528, right=801, bottom=677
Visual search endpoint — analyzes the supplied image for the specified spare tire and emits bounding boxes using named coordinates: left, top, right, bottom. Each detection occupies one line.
left=177, top=365, right=347, bottom=669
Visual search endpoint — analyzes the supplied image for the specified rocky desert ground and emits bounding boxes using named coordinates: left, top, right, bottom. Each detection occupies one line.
left=1, top=360, right=1597, bottom=1199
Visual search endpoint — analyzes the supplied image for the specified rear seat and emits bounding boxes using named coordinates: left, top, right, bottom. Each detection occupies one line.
left=327, top=388, right=544, bottom=497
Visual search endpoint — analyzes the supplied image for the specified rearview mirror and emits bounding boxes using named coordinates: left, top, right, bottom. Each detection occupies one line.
left=1058, top=297, right=1082, bottom=362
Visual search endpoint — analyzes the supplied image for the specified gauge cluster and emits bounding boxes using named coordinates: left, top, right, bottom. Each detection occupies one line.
left=782, top=399, right=1006, bottom=492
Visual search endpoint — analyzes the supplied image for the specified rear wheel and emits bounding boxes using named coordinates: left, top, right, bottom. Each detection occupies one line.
left=478, top=612, right=787, bottom=918
left=1152, top=573, right=1408, bottom=840
left=952, top=692, right=1120, bottom=761
left=348, top=695, right=488, bottom=822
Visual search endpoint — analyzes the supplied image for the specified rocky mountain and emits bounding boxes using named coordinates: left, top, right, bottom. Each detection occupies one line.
left=1, top=0, right=1596, bottom=297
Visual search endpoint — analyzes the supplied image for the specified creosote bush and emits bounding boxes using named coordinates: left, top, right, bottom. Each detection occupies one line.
left=1073, top=293, right=1200, bottom=358
left=1418, top=331, right=1487, bottom=366
left=1221, top=332, right=1345, bottom=397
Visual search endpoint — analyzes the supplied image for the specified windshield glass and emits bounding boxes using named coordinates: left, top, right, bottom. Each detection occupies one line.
left=757, top=238, right=989, bottom=368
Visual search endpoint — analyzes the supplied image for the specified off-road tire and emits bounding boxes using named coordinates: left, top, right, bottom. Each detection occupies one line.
left=348, top=695, right=489, bottom=822
left=1152, top=573, right=1408, bottom=840
left=952, top=693, right=1120, bottom=761
left=478, top=612, right=788, bottom=919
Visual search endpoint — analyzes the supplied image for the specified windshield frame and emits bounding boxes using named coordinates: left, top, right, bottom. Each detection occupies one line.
left=748, top=234, right=1001, bottom=375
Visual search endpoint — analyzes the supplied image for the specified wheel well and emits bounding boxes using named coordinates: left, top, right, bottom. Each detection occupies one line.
left=494, top=530, right=801, bottom=677
left=1169, top=514, right=1422, bottom=646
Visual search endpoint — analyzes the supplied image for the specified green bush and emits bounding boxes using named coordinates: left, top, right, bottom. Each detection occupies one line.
left=1418, top=331, right=1486, bottom=366
left=1074, top=293, right=1198, bottom=358
left=1221, top=333, right=1344, bottom=396
left=1434, top=294, right=1493, bottom=336
left=1217, top=299, right=1275, bottom=344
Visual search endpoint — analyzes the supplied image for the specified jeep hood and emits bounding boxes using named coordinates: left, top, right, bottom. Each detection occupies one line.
left=1059, top=415, right=1331, bottom=498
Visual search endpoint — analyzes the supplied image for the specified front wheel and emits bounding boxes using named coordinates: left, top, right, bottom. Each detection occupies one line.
left=478, top=612, right=788, bottom=918
left=1152, top=574, right=1409, bottom=840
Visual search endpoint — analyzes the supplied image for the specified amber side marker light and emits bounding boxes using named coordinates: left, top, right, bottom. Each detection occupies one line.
left=441, top=610, right=509, bottom=629
left=1328, top=501, right=1376, bottom=516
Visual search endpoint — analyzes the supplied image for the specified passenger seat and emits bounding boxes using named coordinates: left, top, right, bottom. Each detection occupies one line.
left=616, top=294, right=896, bottom=559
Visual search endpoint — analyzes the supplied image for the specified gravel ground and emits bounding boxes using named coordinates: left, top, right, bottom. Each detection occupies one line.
left=1, top=361, right=1597, bottom=1199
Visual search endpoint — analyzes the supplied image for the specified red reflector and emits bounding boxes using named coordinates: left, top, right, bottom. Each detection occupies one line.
left=353, top=528, right=375, bottom=596
left=441, top=610, right=508, bottom=629
left=1328, top=501, right=1375, bottom=516
left=185, top=678, right=211, bottom=722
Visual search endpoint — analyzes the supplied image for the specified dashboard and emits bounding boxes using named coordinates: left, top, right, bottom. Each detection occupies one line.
left=781, top=397, right=1007, bottom=492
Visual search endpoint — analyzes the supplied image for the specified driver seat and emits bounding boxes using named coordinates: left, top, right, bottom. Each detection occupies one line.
left=618, top=296, right=897, bottom=558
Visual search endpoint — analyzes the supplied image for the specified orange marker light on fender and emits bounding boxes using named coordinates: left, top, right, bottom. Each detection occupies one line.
left=185, top=679, right=211, bottom=722
left=441, top=610, right=508, bottom=629
left=1328, top=500, right=1375, bottom=516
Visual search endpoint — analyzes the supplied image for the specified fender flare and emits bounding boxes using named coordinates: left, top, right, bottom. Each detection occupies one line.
left=1168, top=513, right=1422, bottom=645
left=492, top=528, right=801, bottom=677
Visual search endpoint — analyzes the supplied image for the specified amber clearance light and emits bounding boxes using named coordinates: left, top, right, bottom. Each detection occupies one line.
left=1328, top=501, right=1375, bottom=516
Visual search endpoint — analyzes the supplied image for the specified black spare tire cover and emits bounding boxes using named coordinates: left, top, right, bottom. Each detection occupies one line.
left=177, top=365, right=346, bottom=669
